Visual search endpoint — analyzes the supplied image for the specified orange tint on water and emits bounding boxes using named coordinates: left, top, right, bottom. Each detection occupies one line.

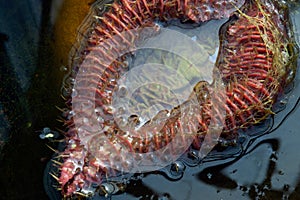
left=52, top=0, right=95, bottom=66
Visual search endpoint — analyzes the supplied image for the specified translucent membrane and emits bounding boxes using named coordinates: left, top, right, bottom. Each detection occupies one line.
left=56, top=0, right=298, bottom=197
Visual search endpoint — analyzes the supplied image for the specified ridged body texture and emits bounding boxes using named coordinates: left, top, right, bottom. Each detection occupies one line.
left=56, top=0, right=296, bottom=197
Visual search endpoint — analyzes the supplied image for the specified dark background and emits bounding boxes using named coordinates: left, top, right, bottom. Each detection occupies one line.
left=0, top=0, right=299, bottom=199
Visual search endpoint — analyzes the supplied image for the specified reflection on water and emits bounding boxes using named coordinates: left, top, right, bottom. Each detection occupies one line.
left=0, top=0, right=299, bottom=200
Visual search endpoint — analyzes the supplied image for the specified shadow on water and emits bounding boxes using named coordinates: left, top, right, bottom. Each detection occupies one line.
left=0, top=0, right=300, bottom=200
left=107, top=96, right=299, bottom=200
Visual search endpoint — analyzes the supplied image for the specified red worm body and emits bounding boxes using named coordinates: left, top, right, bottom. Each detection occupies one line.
left=56, top=0, right=296, bottom=197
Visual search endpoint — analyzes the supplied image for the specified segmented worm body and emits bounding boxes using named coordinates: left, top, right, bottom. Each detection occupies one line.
left=57, top=0, right=297, bottom=197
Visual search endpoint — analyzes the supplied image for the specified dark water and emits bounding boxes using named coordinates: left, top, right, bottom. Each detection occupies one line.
left=0, top=0, right=300, bottom=200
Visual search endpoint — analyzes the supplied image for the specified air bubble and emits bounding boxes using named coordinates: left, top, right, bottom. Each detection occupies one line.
left=61, top=87, right=72, bottom=98
left=169, top=161, right=186, bottom=178
left=118, top=85, right=128, bottom=98
left=191, top=35, right=197, bottom=41
left=60, top=65, right=68, bottom=72
left=100, top=182, right=119, bottom=195
left=64, top=77, right=75, bottom=86
left=94, top=107, right=102, bottom=114
left=127, top=114, right=140, bottom=127
left=185, top=150, right=200, bottom=166
left=116, top=107, right=126, bottom=116
left=104, top=105, right=115, bottom=115
left=96, top=116, right=104, bottom=124
left=207, top=173, right=212, bottom=179
left=121, top=60, right=129, bottom=69
left=71, top=88, right=78, bottom=98
left=83, top=117, right=89, bottom=124
left=69, top=110, right=75, bottom=117
left=158, top=160, right=186, bottom=180
left=280, top=98, right=288, bottom=105
left=61, top=108, right=70, bottom=118
left=158, top=194, right=171, bottom=200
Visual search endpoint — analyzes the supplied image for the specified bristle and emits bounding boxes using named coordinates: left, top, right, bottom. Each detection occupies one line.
left=56, top=118, right=64, bottom=123
left=54, top=154, right=69, bottom=159
left=56, top=0, right=297, bottom=198
left=73, top=191, right=91, bottom=197
left=46, top=144, right=59, bottom=153
left=52, top=159, right=63, bottom=166
left=49, top=172, right=59, bottom=181
left=55, top=106, right=67, bottom=113
left=55, top=127, right=66, bottom=135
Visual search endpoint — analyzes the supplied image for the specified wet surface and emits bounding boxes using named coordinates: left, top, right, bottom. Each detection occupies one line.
left=0, top=0, right=300, bottom=200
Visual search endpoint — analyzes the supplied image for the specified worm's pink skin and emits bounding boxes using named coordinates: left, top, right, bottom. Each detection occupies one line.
left=57, top=0, right=295, bottom=197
